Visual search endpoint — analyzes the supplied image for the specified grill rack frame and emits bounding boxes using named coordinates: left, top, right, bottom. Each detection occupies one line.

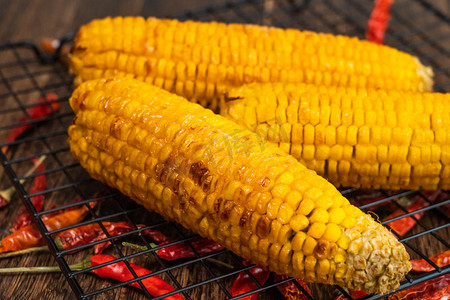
left=0, top=0, right=449, bottom=299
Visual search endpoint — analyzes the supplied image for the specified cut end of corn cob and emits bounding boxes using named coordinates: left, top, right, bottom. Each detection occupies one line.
left=70, top=16, right=433, bottom=111
left=67, top=77, right=411, bottom=294
left=414, top=57, right=434, bottom=92
left=221, top=82, right=450, bottom=190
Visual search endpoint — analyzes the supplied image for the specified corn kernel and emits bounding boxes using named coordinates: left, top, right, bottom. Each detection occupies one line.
left=298, top=199, right=315, bottom=215
left=272, top=184, right=291, bottom=198
left=335, top=263, right=347, bottom=278
left=290, top=214, right=309, bottom=232
left=279, top=243, right=292, bottom=264
left=292, top=231, right=307, bottom=251
left=305, top=255, right=317, bottom=271
left=341, top=217, right=356, bottom=229
left=329, top=208, right=346, bottom=224
left=267, top=197, right=283, bottom=219
left=303, top=236, right=318, bottom=256
left=334, top=249, right=347, bottom=263
left=304, top=187, right=323, bottom=200
left=308, top=222, right=327, bottom=239
left=285, top=190, right=302, bottom=210
left=309, top=208, right=329, bottom=223
left=277, top=203, right=295, bottom=224
left=322, top=223, right=342, bottom=243
left=348, top=240, right=363, bottom=254
left=276, top=171, right=294, bottom=185
left=337, top=234, right=351, bottom=250
left=292, top=251, right=305, bottom=272
left=317, top=259, right=331, bottom=275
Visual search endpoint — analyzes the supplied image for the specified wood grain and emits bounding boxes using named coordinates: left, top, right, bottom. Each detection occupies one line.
left=0, top=0, right=449, bottom=299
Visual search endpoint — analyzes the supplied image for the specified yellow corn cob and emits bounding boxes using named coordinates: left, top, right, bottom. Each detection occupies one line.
left=221, top=82, right=450, bottom=190
left=67, top=77, right=411, bottom=293
left=70, top=16, right=433, bottom=111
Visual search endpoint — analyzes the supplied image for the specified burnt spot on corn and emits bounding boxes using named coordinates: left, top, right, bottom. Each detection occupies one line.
left=214, top=197, right=223, bottom=215
left=314, top=240, right=330, bottom=259
left=77, top=90, right=91, bottom=111
left=220, top=200, right=234, bottom=221
left=173, top=177, right=181, bottom=195
left=256, top=215, right=271, bottom=238
left=190, top=161, right=210, bottom=185
left=223, top=92, right=244, bottom=102
left=110, top=116, right=124, bottom=139
left=239, top=210, right=252, bottom=228
left=259, top=177, right=270, bottom=189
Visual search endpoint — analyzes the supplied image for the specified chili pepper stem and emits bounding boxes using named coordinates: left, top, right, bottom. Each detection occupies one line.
left=0, top=266, right=63, bottom=274
left=0, top=245, right=49, bottom=259
left=0, top=255, right=91, bottom=274
left=0, top=155, right=46, bottom=204
left=122, top=242, right=233, bottom=269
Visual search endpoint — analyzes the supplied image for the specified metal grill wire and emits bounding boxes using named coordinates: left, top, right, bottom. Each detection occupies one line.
left=0, top=0, right=449, bottom=299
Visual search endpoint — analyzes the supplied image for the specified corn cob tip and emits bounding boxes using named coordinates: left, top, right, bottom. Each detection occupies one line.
left=414, top=57, right=434, bottom=92
left=342, top=214, right=411, bottom=294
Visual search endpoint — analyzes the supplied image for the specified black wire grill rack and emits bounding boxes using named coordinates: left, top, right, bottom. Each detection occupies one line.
left=0, top=0, right=449, bottom=299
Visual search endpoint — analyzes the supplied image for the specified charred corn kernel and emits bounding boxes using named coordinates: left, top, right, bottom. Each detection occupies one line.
left=68, top=78, right=411, bottom=294
left=322, top=223, right=342, bottom=243
left=308, top=222, right=327, bottom=239
left=72, top=17, right=432, bottom=112
left=222, top=82, right=450, bottom=190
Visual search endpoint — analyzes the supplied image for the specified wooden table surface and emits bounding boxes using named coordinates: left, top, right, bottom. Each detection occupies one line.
left=0, top=1, right=449, bottom=300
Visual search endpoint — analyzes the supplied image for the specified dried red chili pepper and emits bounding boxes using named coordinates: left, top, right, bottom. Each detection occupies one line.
left=230, top=261, right=270, bottom=300
left=0, top=156, right=46, bottom=208
left=93, top=223, right=145, bottom=254
left=12, top=158, right=46, bottom=231
left=388, top=274, right=450, bottom=300
left=410, top=250, right=450, bottom=272
left=366, top=0, right=393, bottom=44
left=0, top=202, right=94, bottom=253
left=89, top=254, right=185, bottom=300
left=40, top=38, right=71, bottom=64
left=386, top=193, right=437, bottom=236
left=140, top=228, right=172, bottom=244
left=2, top=94, right=60, bottom=154
left=154, top=237, right=223, bottom=261
left=274, top=274, right=311, bottom=300
left=53, top=221, right=134, bottom=252
left=0, top=254, right=185, bottom=300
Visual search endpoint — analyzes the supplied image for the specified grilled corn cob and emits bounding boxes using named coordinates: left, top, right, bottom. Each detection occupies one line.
left=70, top=16, right=433, bottom=111
left=68, top=77, right=411, bottom=293
left=221, top=83, right=450, bottom=190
